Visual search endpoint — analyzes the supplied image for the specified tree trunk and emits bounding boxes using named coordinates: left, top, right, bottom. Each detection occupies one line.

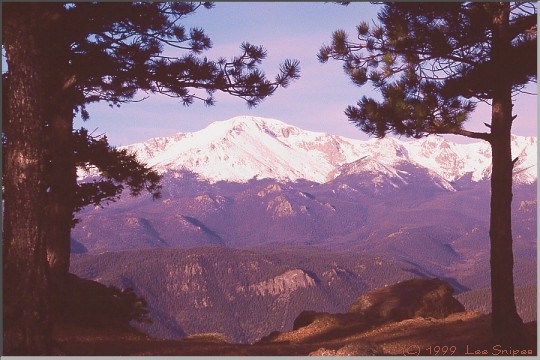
left=3, top=4, right=52, bottom=354
left=43, top=19, right=77, bottom=280
left=488, top=2, right=534, bottom=349
left=46, top=107, right=76, bottom=280
left=488, top=98, right=533, bottom=347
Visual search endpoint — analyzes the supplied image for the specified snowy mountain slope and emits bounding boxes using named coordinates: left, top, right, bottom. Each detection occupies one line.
left=332, top=157, right=456, bottom=194
left=124, top=116, right=366, bottom=183
left=406, top=135, right=537, bottom=183
left=121, top=116, right=537, bottom=185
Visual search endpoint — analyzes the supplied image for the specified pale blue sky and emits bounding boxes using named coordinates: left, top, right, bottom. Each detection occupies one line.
left=75, top=2, right=384, bottom=145
left=4, top=2, right=537, bottom=146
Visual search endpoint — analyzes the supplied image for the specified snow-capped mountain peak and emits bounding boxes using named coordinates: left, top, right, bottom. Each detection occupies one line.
left=125, top=116, right=366, bottom=183
left=121, top=116, right=537, bottom=186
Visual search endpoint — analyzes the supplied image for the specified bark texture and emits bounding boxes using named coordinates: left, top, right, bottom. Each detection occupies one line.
left=46, top=110, right=76, bottom=279
left=43, top=9, right=77, bottom=279
left=488, top=2, right=534, bottom=347
left=3, top=4, right=52, bottom=355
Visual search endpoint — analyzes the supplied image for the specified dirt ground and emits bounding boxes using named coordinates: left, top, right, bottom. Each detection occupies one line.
left=52, top=311, right=537, bottom=356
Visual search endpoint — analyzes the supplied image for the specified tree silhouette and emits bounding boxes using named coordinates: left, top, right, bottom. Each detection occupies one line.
left=319, top=2, right=536, bottom=347
left=3, top=4, right=52, bottom=354
left=41, top=2, right=298, bottom=278
left=72, top=128, right=162, bottom=216
left=3, top=75, right=161, bottom=276
left=5, top=2, right=300, bottom=277
left=2, top=2, right=299, bottom=354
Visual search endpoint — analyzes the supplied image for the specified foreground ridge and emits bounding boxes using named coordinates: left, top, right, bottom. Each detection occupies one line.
left=53, top=276, right=537, bottom=356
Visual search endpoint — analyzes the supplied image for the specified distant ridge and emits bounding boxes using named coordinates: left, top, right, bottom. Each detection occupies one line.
left=118, top=116, right=537, bottom=185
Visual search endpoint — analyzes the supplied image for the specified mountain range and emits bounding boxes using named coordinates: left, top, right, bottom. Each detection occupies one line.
left=72, top=115, right=537, bottom=343
left=115, top=115, right=537, bottom=186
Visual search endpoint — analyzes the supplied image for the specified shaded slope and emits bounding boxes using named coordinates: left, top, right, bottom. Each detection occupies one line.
left=70, top=247, right=428, bottom=343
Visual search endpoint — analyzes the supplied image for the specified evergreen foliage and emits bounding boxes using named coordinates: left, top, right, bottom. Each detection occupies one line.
left=4, top=1, right=300, bottom=275
left=70, top=247, right=415, bottom=343
left=58, top=2, right=300, bottom=113
left=73, top=128, right=162, bottom=218
left=318, top=2, right=535, bottom=139
left=50, top=0, right=298, bottom=216
left=2, top=124, right=161, bottom=222
left=51, top=274, right=151, bottom=328
left=2, top=2, right=300, bottom=354
left=319, top=1, right=537, bottom=347
left=4, top=1, right=300, bottom=213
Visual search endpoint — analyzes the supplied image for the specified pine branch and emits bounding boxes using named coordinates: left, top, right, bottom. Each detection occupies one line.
left=433, top=128, right=492, bottom=142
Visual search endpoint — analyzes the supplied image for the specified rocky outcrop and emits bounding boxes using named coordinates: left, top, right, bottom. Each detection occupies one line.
left=266, top=195, right=295, bottom=218
left=349, top=278, right=465, bottom=322
left=293, top=311, right=337, bottom=331
left=263, top=278, right=466, bottom=346
left=246, top=269, right=316, bottom=297
left=257, top=183, right=285, bottom=197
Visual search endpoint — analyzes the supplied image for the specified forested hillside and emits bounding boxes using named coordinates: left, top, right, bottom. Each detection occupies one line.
left=71, top=247, right=432, bottom=342
left=71, top=246, right=536, bottom=343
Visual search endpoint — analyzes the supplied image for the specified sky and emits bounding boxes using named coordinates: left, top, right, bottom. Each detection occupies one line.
left=6, top=2, right=538, bottom=146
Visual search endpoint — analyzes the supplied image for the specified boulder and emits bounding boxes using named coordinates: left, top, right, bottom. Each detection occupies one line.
left=264, top=278, right=465, bottom=348
left=349, top=278, right=465, bottom=322
left=293, top=311, right=345, bottom=330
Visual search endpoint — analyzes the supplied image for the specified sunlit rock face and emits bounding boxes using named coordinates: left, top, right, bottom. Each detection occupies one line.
left=247, top=269, right=316, bottom=296
left=349, top=278, right=465, bottom=321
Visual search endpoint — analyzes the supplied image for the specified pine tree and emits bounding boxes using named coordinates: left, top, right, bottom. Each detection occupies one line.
left=319, top=2, right=536, bottom=347
left=2, top=2, right=299, bottom=354
left=44, top=2, right=298, bottom=279
left=3, top=75, right=161, bottom=276
left=5, top=2, right=300, bottom=278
